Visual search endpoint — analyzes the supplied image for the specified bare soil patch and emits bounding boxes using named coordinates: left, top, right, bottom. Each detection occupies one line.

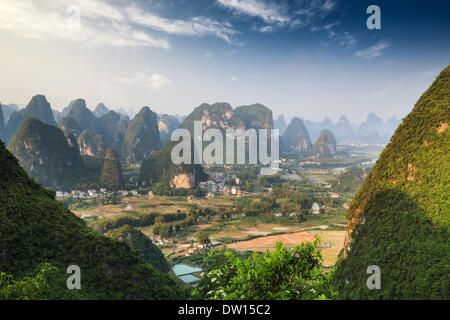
left=223, top=231, right=315, bottom=251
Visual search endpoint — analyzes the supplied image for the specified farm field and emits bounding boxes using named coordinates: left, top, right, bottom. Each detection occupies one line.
left=68, top=188, right=350, bottom=267
left=72, top=195, right=234, bottom=218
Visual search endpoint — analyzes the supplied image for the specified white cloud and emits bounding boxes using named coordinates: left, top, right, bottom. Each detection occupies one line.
left=311, top=22, right=357, bottom=48
left=114, top=72, right=173, bottom=90
left=126, top=5, right=239, bottom=44
left=294, top=0, right=337, bottom=27
left=253, top=25, right=274, bottom=33
left=336, top=32, right=357, bottom=48
left=231, top=76, right=238, bottom=81
left=218, top=0, right=339, bottom=33
left=0, top=0, right=170, bottom=49
left=225, top=49, right=239, bottom=55
left=355, top=41, right=390, bottom=59
left=321, top=0, right=336, bottom=11
left=0, top=0, right=241, bottom=49
left=218, top=0, right=290, bottom=25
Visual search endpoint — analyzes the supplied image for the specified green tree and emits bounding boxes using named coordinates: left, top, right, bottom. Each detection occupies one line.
left=196, top=230, right=211, bottom=245
left=192, top=240, right=338, bottom=300
left=281, top=203, right=293, bottom=215
left=0, top=263, right=57, bottom=300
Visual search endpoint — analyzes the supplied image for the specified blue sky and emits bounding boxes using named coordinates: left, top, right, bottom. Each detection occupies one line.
left=0, top=0, right=449, bottom=123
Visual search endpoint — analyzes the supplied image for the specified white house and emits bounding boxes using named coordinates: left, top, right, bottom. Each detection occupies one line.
left=311, top=202, right=320, bottom=214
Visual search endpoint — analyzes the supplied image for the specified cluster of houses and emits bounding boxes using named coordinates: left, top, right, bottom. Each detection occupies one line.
left=199, top=172, right=243, bottom=197
left=55, top=188, right=139, bottom=199
left=149, top=234, right=176, bottom=246
left=273, top=202, right=323, bottom=217
left=149, top=234, right=213, bottom=256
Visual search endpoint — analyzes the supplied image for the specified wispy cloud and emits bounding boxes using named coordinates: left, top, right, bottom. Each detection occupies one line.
left=0, top=0, right=241, bottom=49
left=293, top=0, right=337, bottom=27
left=218, top=0, right=339, bottom=34
left=0, top=0, right=170, bottom=49
left=355, top=41, right=390, bottom=59
left=218, top=0, right=290, bottom=25
left=126, top=5, right=240, bottom=44
left=333, top=31, right=357, bottom=48
left=114, top=72, right=173, bottom=90
left=311, top=22, right=357, bottom=48
left=252, top=25, right=275, bottom=33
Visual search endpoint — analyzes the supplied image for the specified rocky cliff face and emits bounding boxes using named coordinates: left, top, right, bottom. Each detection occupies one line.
left=181, top=102, right=273, bottom=133
left=121, top=106, right=160, bottom=163
left=77, top=129, right=106, bottom=158
left=333, top=65, right=450, bottom=300
left=170, top=173, right=195, bottom=189
left=100, top=148, right=123, bottom=190
left=182, top=102, right=244, bottom=133
left=310, top=129, right=336, bottom=157
left=158, top=114, right=180, bottom=147
left=58, top=116, right=81, bottom=137
left=8, top=118, right=83, bottom=187
left=280, top=117, right=312, bottom=154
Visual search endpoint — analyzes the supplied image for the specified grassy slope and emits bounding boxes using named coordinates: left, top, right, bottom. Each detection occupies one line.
left=0, top=140, right=185, bottom=299
left=334, top=65, right=450, bottom=299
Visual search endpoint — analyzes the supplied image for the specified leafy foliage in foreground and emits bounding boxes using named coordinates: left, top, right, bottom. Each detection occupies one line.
left=192, top=241, right=338, bottom=300
left=0, top=263, right=57, bottom=300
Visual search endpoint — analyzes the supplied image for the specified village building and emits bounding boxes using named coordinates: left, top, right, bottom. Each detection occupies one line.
left=311, top=202, right=320, bottom=214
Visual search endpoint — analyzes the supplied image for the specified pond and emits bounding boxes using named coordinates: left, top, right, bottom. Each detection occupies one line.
left=179, top=274, right=200, bottom=284
left=172, top=263, right=202, bottom=276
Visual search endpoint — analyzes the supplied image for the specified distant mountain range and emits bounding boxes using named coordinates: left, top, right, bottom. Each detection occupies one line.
left=302, top=114, right=401, bottom=144
left=1, top=94, right=403, bottom=189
